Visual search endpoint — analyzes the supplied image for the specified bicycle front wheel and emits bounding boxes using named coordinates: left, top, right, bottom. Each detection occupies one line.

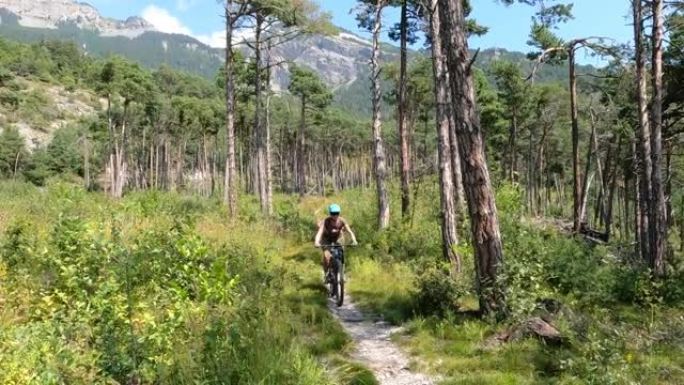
left=335, top=260, right=344, bottom=307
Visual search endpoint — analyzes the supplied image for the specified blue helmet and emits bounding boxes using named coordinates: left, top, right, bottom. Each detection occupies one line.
left=328, top=204, right=341, bottom=215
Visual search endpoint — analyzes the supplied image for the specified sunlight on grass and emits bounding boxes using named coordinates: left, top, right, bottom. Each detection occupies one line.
left=348, top=258, right=417, bottom=323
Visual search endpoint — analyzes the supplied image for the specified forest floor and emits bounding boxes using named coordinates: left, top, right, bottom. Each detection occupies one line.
left=328, top=294, right=437, bottom=385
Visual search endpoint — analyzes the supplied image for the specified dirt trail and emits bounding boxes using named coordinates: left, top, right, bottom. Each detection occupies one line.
left=328, top=296, right=436, bottom=385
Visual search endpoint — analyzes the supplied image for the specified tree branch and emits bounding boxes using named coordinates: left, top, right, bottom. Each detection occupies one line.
left=526, top=46, right=567, bottom=81
left=467, top=48, right=480, bottom=74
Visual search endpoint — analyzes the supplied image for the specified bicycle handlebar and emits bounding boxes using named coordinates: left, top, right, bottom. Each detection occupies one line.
left=314, top=244, right=358, bottom=248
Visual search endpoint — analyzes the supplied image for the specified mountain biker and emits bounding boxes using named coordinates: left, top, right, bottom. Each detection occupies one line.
left=314, top=204, right=358, bottom=277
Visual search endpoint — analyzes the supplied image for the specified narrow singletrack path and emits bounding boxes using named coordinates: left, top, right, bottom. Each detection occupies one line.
left=328, top=295, right=437, bottom=385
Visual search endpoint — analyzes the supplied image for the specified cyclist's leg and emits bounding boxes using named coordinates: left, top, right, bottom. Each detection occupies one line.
left=322, top=248, right=332, bottom=274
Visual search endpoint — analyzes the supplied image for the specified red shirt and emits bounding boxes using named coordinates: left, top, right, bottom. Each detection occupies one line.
left=321, top=216, right=346, bottom=243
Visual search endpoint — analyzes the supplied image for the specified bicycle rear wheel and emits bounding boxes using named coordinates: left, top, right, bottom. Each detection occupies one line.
left=326, top=269, right=335, bottom=298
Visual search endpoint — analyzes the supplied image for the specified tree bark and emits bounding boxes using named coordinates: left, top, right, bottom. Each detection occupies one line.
left=508, top=111, right=518, bottom=183
left=536, top=122, right=550, bottom=216
left=665, top=135, right=673, bottom=227
left=579, top=119, right=596, bottom=225
left=569, top=49, right=581, bottom=233
left=265, top=40, right=274, bottom=215
left=223, top=1, right=238, bottom=217
left=83, top=136, right=90, bottom=190
left=445, top=83, right=466, bottom=217
left=297, top=96, right=307, bottom=195
left=398, top=0, right=411, bottom=219
left=634, top=0, right=653, bottom=264
left=650, top=0, right=666, bottom=276
left=633, top=137, right=642, bottom=257
left=253, top=14, right=270, bottom=215
left=106, top=94, right=115, bottom=197
left=371, top=0, right=390, bottom=230
left=604, top=138, right=621, bottom=240
left=440, top=0, right=505, bottom=316
left=429, top=0, right=461, bottom=273
left=681, top=195, right=684, bottom=253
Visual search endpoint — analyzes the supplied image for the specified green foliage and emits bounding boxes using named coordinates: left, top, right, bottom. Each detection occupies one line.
left=275, top=196, right=317, bottom=242
left=415, top=262, right=465, bottom=317
left=490, top=60, right=530, bottom=119
left=0, top=184, right=350, bottom=384
left=288, top=64, right=332, bottom=109
left=23, top=125, right=85, bottom=185
left=0, top=127, right=27, bottom=178
left=0, top=65, right=13, bottom=86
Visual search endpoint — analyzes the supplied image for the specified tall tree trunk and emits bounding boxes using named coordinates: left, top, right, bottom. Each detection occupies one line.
left=106, top=94, right=115, bottom=197
left=12, top=151, right=20, bottom=179
left=223, top=1, right=238, bottom=217
left=527, top=128, right=534, bottom=213
left=508, top=111, right=518, bottom=183
left=604, top=138, right=621, bottom=240
left=632, top=137, right=642, bottom=256
left=680, top=195, right=684, bottom=253
left=569, top=49, right=582, bottom=233
left=440, top=0, right=505, bottom=316
left=579, top=119, right=596, bottom=225
left=253, top=15, right=269, bottom=215
left=265, top=40, right=274, bottom=215
left=83, top=136, right=90, bottom=190
left=429, top=0, right=461, bottom=273
left=112, top=104, right=129, bottom=199
left=650, top=0, right=666, bottom=276
left=371, top=0, right=390, bottom=229
left=665, top=138, right=674, bottom=228
left=536, top=122, right=550, bottom=215
left=297, top=96, right=307, bottom=195
left=634, top=0, right=653, bottom=264
left=446, top=86, right=466, bottom=217
left=398, top=0, right=411, bottom=218
left=596, top=136, right=613, bottom=227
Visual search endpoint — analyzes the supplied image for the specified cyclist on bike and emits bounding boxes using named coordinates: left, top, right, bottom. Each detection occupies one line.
left=314, top=204, right=358, bottom=278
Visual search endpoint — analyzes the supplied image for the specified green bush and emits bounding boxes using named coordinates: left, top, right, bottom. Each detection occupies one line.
left=0, top=186, right=335, bottom=385
left=415, top=262, right=464, bottom=317
left=0, top=127, right=27, bottom=178
left=275, top=196, right=316, bottom=242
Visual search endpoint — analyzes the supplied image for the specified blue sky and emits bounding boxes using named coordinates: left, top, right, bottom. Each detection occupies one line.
left=87, top=0, right=632, bottom=65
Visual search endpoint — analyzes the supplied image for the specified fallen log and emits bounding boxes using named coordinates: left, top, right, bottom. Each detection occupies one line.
left=486, top=317, right=565, bottom=348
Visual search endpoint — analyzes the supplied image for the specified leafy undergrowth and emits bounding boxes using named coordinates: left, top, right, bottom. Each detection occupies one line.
left=294, top=182, right=684, bottom=385
left=0, top=181, right=375, bottom=385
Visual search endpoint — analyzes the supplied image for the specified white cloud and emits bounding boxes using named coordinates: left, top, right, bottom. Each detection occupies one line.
left=196, top=28, right=259, bottom=48
left=176, top=0, right=198, bottom=11
left=141, top=5, right=192, bottom=35
left=140, top=5, right=229, bottom=49
left=196, top=30, right=226, bottom=48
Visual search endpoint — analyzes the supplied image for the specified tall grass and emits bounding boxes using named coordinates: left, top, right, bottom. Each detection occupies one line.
left=0, top=180, right=371, bottom=385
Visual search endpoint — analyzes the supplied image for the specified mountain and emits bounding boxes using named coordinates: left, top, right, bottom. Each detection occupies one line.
left=0, top=1, right=225, bottom=79
left=0, top=0, right=596, bottom=116
left=0, top=0, right=153, bottom=37
left=0, top=0, right=398, bottom=92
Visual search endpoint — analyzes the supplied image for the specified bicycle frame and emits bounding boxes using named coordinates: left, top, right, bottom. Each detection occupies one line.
left=318, top=243, right=347, bottom=306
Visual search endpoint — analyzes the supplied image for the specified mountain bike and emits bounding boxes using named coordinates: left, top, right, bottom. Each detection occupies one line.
left=318, top=243, right=349, bottom=307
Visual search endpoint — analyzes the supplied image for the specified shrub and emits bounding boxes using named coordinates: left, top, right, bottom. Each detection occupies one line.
left=415, top=261, right=464, bottom=317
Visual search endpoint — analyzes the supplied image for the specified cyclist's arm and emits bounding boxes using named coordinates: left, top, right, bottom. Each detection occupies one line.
left=342, top=219, right=358, bottom=245
left=314, top=221, right=324, bottom=247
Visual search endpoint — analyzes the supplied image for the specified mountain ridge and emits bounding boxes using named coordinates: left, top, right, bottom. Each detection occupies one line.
left=0, top=0, right=597, bottom=116
left=0, top=0, right=393, bottom=90
left=0, top=0, right=154, bottom=37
